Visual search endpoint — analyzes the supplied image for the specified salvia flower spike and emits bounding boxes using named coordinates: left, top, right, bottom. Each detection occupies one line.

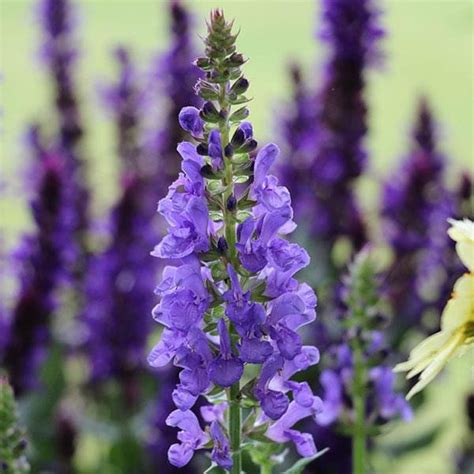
left=148, top=10, right=321, bottom=472
left=317, top=249, right=411, bottom=474
left=2, top=131, right=66, bottom=396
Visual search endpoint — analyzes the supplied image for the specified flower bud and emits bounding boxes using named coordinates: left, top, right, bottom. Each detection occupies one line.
left=229, top=106, right=249, bottom=123
left=217, top=236, right=229, bottom=254
left=230, top=77, right=249, bottom=96
left=239, top=139, right=258, bottom=153
left=196, top=143, right=209, bottom=156
left=226, top=194, right=237, bottom=212
left=200, top=102, right=220, bottom=123
left=194, top=57, right=212, bottom=69
left=179, top=106, right=204, bottom=136
left=227, top=52, right=245, bottom=67
left=224, top=144, right=233, bottom=158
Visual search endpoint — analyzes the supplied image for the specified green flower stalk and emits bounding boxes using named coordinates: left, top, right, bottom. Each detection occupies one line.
left=316, top=249, right=411, bottom=473
left=0, top=377, right=30, bottom=473
left=343, top=251, right=377, bottom=473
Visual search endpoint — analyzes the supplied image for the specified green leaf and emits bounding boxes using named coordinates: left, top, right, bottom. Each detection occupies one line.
left=281, top=448, right=330, bottom=474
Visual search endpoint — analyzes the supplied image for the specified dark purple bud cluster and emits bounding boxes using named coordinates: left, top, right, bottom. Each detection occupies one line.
left=382, top=99, right=465, bottom=342
left=38, top=0, right=90, bottom=295
left=278, top=0, right=383, bottom=257
left=83, top=49, right=154, bottom=407
left=2, top=127, right=67, bottom=395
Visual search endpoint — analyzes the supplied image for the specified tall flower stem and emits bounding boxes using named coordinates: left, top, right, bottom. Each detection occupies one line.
left=352, top=337, right=366, bottom=474
left=219, top=78, right=242, bottom=474
left=229, top=383, right=242, bottom=474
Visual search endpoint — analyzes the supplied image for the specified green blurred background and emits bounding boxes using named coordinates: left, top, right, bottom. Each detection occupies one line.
left=1, top=0, right=473, bottom=472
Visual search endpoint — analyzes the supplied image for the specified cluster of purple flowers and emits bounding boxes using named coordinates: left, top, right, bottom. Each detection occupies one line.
left=1, top=128, right=66, bottom=395
left=381, top=99, right=466, bottom=343
left=83, top=48, right=154, bottom=407
left=38, top=0, right=90, bottom=282
left=148, top=10, right=322, bottom=471
left=278, top=0, right=383, bottom=256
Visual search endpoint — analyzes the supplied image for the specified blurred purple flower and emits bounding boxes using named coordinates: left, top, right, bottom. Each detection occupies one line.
left=382, top=98, right=465, bottom=341
left=277, top=0, right=383, bottom=256
left=2, top=132, right=66, bottom=395
left=38, top=0, right=90, bottom=304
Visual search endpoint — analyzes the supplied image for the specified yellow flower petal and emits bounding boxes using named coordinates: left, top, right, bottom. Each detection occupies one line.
left=405, top=331, right=464, bottom=400
left=441, top=273, right=474, bottom=332
left=448, top=218, right=474, bottom=272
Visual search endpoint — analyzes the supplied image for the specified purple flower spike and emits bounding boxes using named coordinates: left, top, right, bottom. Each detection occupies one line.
left=209, top=319, right=244, bottom=387
left=149, top=10, right=320, bottom=470
left=210, top=421, right=233, bottom=471
left=179, top=106, right=204, bottom=138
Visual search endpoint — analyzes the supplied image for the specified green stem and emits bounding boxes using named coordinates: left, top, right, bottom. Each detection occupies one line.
left=229, top=382, right=242, bottom=474
left=219, top=83, right=241, bottom=474
left=352, top=338, right=366, bottom=474
left=260, top=463, right=272, bottom=474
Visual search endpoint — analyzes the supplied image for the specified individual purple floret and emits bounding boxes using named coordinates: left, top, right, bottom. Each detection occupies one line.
left=2, top=129, right=66, bottom=395
left=148, top=11, right=322, bottom=472
left=277, top=0, right=383, bottom=257
left=381, top=98, right=463, bottom=343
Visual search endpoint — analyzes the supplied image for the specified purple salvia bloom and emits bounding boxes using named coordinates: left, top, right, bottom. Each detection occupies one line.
left=179, top=106, right=204, bottom=138
left=208, top=319, right=244, bottom=387
left=148, top=10, right=321, bottom=470
left=2, top=134, right=66, bottom=395
left=83, top=49, right=156, bottom=408
left=84, top=176, right=155, bottom=405
left=37, top=0, right=91, bottom=326
left=165, top=409, right=209, bottom=468
left=266, top=398, right=324, bottom=457
left=39, top=0, right=83, bottom=151
left=208, top=129, right=224, bottom=170
left=201, top=402, right=228, bottom=424
left=148, top=368, right=200, bottom=473
left=277, top=0, right=383, bottom=257
left=101, top=47, right=144, bottom=173
left=210, top=421, right=233, bottom=470
left=382, top=98, right=463, bottom=341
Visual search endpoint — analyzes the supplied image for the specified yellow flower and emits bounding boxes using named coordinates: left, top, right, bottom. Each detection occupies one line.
left=394, top=218, right=474, bottom=399
left=447, top=218, right=474, bottom=272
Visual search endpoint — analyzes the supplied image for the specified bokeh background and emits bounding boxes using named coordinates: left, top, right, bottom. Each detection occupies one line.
left=1, top=0, right=473, bottom=472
